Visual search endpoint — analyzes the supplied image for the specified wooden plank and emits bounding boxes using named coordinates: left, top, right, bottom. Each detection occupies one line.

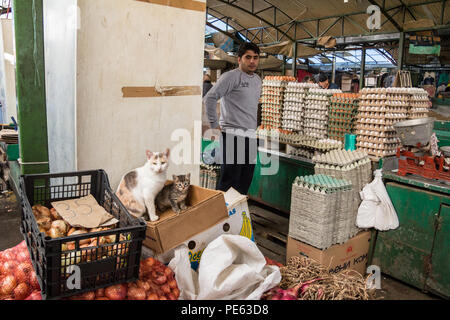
left=134, top=0, right=206, bottom=12
left=122, top=86, right=201, bottom=98
left=252, top=218, right=287, bottom=244
left=257, top=244, right=285, bottom=265
left=249, top=204, right=289, bottom=228
left=255, top=233, right=286, bottom=256
left=251, top=214, right=289, bottom=238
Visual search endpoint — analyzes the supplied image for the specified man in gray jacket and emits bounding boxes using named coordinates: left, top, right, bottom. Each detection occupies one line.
left=203, top=42, right=262, bottom=194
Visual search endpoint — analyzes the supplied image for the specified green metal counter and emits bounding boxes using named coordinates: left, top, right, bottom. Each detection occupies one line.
left=248, top=147, right=315, bottom=214
left=372, top=171, right=450, bottom=299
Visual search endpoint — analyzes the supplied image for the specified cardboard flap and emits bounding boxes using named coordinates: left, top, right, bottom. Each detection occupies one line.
left=224, top=188, right=248, bottom=207
left=51, top=194, right=118, bottom=229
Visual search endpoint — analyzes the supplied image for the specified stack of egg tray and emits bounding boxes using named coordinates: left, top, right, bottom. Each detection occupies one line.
left=289, top=174, right=354, bottom=249
left=328, top=93, right=360, bottom=142
left=260, top=76, right=296, bottom=129
left=303, top=88, right=342, bottom=139
left=355, top=88, right=407, bottom=158
left=200, top=163, right=221, bottom=190
left=313, top=149, right=372, bottom=240
left=282, top=83, right=318, bottom=133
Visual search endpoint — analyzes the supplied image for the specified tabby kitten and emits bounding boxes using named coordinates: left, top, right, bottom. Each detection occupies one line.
left=155, top=174, right=191, bottom=214
left=116, top=149, right=170, bottom=222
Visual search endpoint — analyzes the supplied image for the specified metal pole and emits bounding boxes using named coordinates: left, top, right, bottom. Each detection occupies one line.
left=282, top=56, right=286, bottom=75
left=398, top=32, right=405, bottom=70
left=360, top=48, right=366, bottom=89
left=332, top=53, right=336, bottom=83
left=292, top=43, right=297, bottom=77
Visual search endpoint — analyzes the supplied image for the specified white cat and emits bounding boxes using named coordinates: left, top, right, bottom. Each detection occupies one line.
left=116, top=149, right=170, bottom=222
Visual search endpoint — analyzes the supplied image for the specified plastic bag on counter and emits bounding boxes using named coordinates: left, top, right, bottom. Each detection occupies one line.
left=168, top=234, right=281, bottom=300
left=356, top=170, right=399, bottom=231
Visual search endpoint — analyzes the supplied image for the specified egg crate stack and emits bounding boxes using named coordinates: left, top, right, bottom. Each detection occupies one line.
left=282, top=83, right=319, bottom=133
left=407, top=88, right=430, bottom=119
left=313, top=149, right=372, bottom=240
left=356, top=88, right=408, bottom=158
left=303, top=88, right=342, bottom=139
left=256, top=127, right=301, bottom=145
left=289, top=174, right=354, bottom=249
left=328, top=93, right=360, bottom=142
left=288, top=138, right=343, bottom=160
left=260, top=76, right=297, bottom=129
left=200, top=164, right=221, bottom=190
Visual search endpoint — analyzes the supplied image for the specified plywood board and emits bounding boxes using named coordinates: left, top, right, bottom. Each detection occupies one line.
left=122, top=85, right=201, bottom=97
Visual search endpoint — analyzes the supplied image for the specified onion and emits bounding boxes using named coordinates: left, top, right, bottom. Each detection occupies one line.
left=0, top=275, right=17, bottom=295
left=95, top=288, right=105, bottom=298
left=127, top=286, right=146, bottom=300
left=96, top=297, right=109, bottom=300
left=12, top=283, right=30, bottom=300
left=48, top=227, right=65, bottom=239
left=2, top=250, right=16, bottom=262
left=14, top=262, right=33, bottom=283
left=50, top=208, right=62, bottom=220
left=25, top=291, right=42, bottom=300
left=146, top=293, right=159, bottom=300
left=136, top=280, right=150, bottom=292
left=51, top=220, right=68, bottom=234
left=172, top=288, right=180, bottom=299
left=0, top=261, right=18, bottom=275
left=166, top=293, right=177, bottom=300
left=168, top=279, right=177, bottom=289
left=80, top=291, right=96, bottom=300
left=16, top=251, right=30, bottom=263
left=29, top=272, right=40, bottom=291
left=105, top=284, right=127, bottom=300
left=36, top=216, right=52, bottom=231
left=159, top=296, right=167, bottom=300
left=161, top=284, right=171, bottom=294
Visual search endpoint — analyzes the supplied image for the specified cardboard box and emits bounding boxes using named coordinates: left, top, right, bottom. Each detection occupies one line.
left=286, top=231, right=372, bottom=275
left=142, top=188, right=255, bottom=270
left=143, top=185, right=228, bottom=254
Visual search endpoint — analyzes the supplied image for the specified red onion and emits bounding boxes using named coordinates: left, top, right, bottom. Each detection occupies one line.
left=0, top=275, right=17, bottom=296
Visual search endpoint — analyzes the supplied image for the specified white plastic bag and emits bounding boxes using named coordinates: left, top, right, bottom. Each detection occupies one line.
left=356, top=170, right=399, bottom=231
left=168, top=234, right=281, bottom=300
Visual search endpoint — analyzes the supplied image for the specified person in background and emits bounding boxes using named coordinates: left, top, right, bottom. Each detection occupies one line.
left=303, top=76, right=316, bottom=84
left=202, top=74, right=213, bottom=97
left=318, top=73, right=339, bottom=89
left=204, top=42, right=262, bottom=195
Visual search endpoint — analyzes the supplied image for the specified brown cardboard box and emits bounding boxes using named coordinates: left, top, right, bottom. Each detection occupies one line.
left=286, top=231, right=372, bottom=275
left=143, top=185, right=228, bottom=254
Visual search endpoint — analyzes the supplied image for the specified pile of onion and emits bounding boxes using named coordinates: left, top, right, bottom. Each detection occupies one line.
left=67, top=257, right=180, bottom=300
left=0, top=241, right=42, bottom=300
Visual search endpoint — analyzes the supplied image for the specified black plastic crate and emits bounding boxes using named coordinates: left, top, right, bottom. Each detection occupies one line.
left=19, top=170, right=147, bottom=300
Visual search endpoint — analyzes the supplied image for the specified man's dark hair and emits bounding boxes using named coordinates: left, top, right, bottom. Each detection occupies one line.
left=318, top=73, right=329, bottom=83
left=237, top=42, right=260, bottom=58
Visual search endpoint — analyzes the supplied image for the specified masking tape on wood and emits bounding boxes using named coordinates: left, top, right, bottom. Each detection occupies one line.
left=135, top=0, right=206, bottom=12
left=122, top=86, right=201, bottom=98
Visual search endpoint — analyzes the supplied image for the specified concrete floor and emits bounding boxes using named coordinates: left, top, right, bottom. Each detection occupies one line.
left=0, top=192, right=443, bottom=300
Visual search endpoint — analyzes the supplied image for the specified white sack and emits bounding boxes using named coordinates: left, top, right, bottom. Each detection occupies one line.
left=169, top=234, right=281, bottom=300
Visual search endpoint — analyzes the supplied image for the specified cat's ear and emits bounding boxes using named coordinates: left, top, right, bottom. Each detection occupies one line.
left=164, top=148, right=170, bottom=158
left=146, top=150, right=153, bottom=160
left=172, top=175, right=177, bottom=181
left=186, top=173, right=191, bottom=180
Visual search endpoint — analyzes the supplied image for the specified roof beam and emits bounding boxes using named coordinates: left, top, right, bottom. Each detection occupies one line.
left=213, top=0, right=294, bottom=42
left=207, top=8, right=260, bottom=42
left=368, top=0, right=403, bottom=32
left=398, top=0, right=417, bottom=20
left=205, top=21, right=244, bottom=44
